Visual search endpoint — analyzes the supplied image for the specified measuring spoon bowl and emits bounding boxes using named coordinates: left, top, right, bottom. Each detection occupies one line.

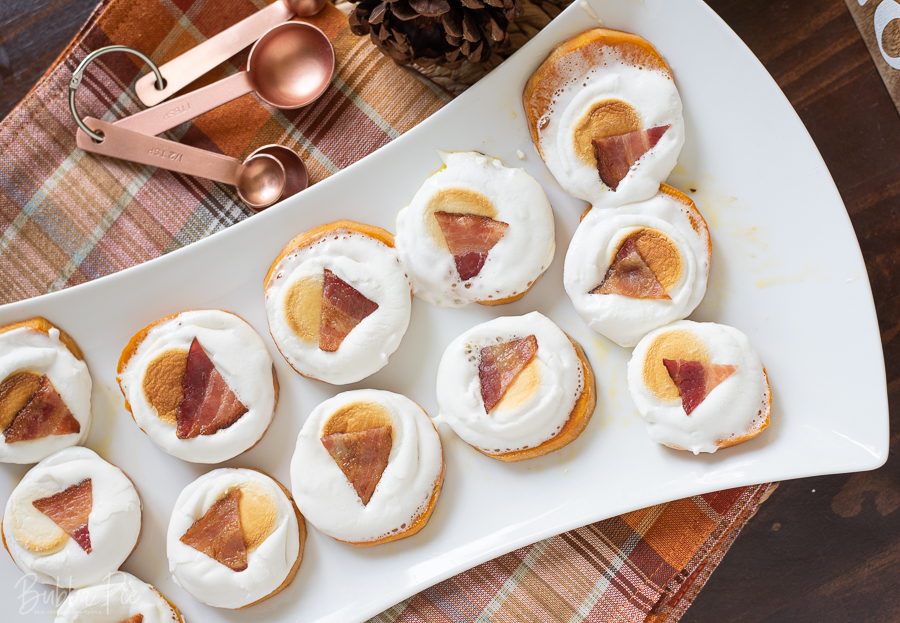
left=249, top=144, right=309, bottom=200
left=248, top=21, right=334, bottom=108
left=238, top=153, right=287, bottom=210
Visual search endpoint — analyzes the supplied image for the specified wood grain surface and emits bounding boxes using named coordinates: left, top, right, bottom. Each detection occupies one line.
left=0, top=0, right=898, bottom=621
left=684, top=1, right=900, bottom=621
left=844, top=0, right=900, bottom=117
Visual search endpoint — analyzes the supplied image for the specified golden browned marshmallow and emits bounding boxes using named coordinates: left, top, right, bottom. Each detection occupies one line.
left=238, top=481, right=278, bottom=552
left=322, top=401, right=393, bottom=436
left=573, top=99, right=643, bottom=165
left=630, top=228, right=683, bottom=291
left=495, top=358, right=542, bottom=411
left=284, top=274, right=325, bottom=343
left=142, top=349, right=189, bottom=425
left=9, top=480, right=70, bottom=554
left=641, top=329, right=711, bottom=402
left=424, top=187, right=498, bottom=252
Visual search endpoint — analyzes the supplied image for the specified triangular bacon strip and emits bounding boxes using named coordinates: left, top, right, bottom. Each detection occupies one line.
left=180, top=488, right=247, bottom=571
left=321, top=426, right=393, bottom=505
left=591, top=237, right=670, bottom=300
left=176, top=338, right=248, bottom=440
left=434, top=212, right=510, bottom=281
left=663, top=359, right=738, bottom=415
left=592, top=125, right=670, bottom=190
left=319, top=269, right=379, bottom=352
left=32, top=478, right=93, bottom=553
left=479, top=335, right=539, bottom=413
left=4, top=375, right=80, bottom=444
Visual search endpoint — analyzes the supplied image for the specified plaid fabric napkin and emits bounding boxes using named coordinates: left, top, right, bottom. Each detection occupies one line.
left=0, top=0, right=773, bottom=620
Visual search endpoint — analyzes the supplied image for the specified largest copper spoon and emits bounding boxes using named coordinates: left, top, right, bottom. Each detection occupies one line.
left=134, top=0, right=329, bottom=107
left=128, top=21, right=334, bottom=124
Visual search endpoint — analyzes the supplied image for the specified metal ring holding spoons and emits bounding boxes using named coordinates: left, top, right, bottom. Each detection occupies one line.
left=69, top=45, right=166, bottom=143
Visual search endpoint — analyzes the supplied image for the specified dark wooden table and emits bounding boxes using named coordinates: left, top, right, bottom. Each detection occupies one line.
left=1, top=0, right=898, bottom=620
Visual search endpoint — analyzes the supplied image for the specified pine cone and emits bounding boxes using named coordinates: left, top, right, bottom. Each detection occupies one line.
left=348, top=0, right=524, bottom=69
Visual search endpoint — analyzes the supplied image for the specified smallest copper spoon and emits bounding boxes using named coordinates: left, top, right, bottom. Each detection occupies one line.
left=76, top=119, right=286, bottom=210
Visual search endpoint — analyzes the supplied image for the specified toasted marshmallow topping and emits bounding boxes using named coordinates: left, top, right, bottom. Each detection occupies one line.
left=0, top=327, right=91, bottom=464
left=395, top=151, right=556, bottom=307
left=265, top=229, right=412, bottom=385
left=627, top=321, right=769, bottom=454
left=564, top=190, right=709, bottom=347
left=54, top=571, right=181, bottom=623
left=290, top=389, right=443, bottom=543
left=537, top=52, right=684, bottom=207
left=118, top=310, right=277, bottom=464
left=437, top=312, right=583, bottom=454
left=2, top=447, right=141, bottom=588
left=167, top=468, right=301, bottom=609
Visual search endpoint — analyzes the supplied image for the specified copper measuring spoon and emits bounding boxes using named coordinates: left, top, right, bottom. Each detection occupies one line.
left=136, top=9, right=332, bottom=107
left=112, top=23, right=333, bottom=134
left=70, top=45, right=310, bottom=209
left=142, top=21, right=332, bottom=113
left=76, top=119, right=287, bottom=210
left=110, top=114, right=308, bottom=200
left=115, top=69, right=316, bottom=199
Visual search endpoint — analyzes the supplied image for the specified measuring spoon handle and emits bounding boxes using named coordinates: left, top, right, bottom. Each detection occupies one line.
left=116, top=72, right=254, bottom=137
left=135, top=1, right=293, bottom=107
left=77, top=118, right=243, bottom=185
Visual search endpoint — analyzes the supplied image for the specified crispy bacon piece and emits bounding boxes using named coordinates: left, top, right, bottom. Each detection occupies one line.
left=663, top=359, right=738, bottom=415
left=32, top=478, right=93, bottom=553
left=180, top=488, right=247, bottom=572
left=4, top=375, right=81, bottom=444
left=434, top=212, right=510, bottom=281
left=479, top=335, right=539, bottom=413
left=118, top=616, right=143, bottom=623
left=319, top=269, right=379, bottom=352
left=176, top=338, right=248, bottom=440
left=591, top=237, right=670, bottom=300
left=321, top=426, right=392, bottom=505
left=592, top=125, right=670, bottom=190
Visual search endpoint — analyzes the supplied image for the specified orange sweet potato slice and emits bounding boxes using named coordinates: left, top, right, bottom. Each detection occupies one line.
left=592, top=125, right=669, bottom=190
left=180, top=488, right=247, bottom=572
left=479, top=335, right=539, bottom=413
left=591, top=237, right=670, bottom=300
left=4, top=375, right=81, bottom=443
left=321, top=426, right=392, bottom=505
left=663, top=359, right=737, bottom=415
left=32, top=478, right=92, bottom=553
left=118, top=616, right=143, bottom=623
left=523, top=28, right=673, bottom=154
left=434, top=212, right=509, bottom=281
left=176, top=338, right=248, bottom=440
left=319, top=269, right=379, bottom=352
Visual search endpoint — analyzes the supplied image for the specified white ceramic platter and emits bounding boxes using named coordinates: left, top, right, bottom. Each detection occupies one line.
left=0, top=0, right=888, bottom=620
